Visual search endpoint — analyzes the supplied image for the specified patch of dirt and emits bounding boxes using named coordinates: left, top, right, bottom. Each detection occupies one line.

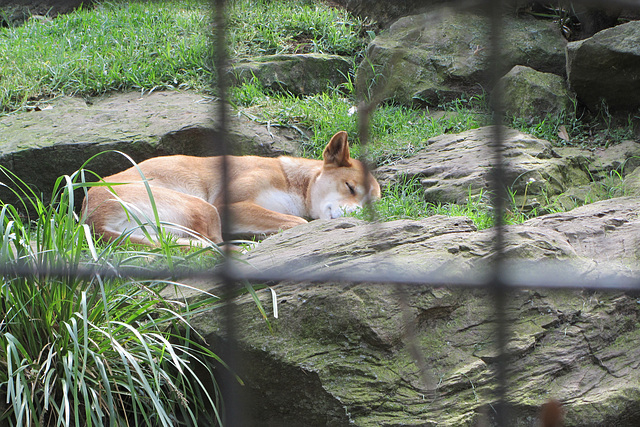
left=1, top=0, right=94, bottom=27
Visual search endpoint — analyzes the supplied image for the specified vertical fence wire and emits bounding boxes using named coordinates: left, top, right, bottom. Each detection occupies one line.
left=486, top=0, right=510, bottom=424
left=211, top=0, right=246, bottom=425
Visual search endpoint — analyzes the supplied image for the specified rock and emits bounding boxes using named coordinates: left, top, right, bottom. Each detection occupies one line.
left=230, top=54, right=351, bottom=96
left=186, top=197, right=640, bottom=426
left=355, top=10, right=566, bottom=107
left=584, top=140, right=640, bottom=178
left=622, top=167, right=640, bottom=196
left=498, top=65, right=573, bottom=122
left=572, top=5, right=622, bottom=39
left=329, top=0, right=447, bottom=28
left=523, top=197, right=640, bottom=268
left=566, top=20, right=640, bottom=112
left=374, top=127, right=590, bottom=211
left=0, top=91, right=300, bottom=208
left=232, top=198, right=640, bottom=282
left=552, top=183, right=611, bottom=211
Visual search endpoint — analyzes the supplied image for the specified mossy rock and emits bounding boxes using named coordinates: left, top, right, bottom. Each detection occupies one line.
left=230, top=54, right=351, bottom=96
left=355, top=10, right=566, bottom=107
left=498, top=65, right=573, bottom=123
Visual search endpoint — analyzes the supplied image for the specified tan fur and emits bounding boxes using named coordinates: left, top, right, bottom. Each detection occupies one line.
left=82, top=131, right=381, bottom=246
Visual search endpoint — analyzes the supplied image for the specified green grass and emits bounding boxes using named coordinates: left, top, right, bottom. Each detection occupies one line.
left=231, top=81, right=490, bottom=164
left=508, top=99, right=637, bottom=148
left=0, top=0, right=370, bottom=114
left=227, top=0, right=371, bottom=58
left=1, top=1, right=212, bottom=113
left=351, top=176, right=535, bottom=230
left=0, top=164, right=231, bottom=426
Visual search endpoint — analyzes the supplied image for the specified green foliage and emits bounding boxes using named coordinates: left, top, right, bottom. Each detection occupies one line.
left=0, top=0, right=370, bottom=114
left=0, top=0, right=212, bottom=113
left=227, top=0, right=371, bottom=57
left=0, top=166, right=224, bottom=426
left=508, top=98, right=637, bottom=148
left=231, top=82, right=489, bottom=164
left=352, top=176, right=497, bottom=230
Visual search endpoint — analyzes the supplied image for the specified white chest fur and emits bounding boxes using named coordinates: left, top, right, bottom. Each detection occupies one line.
left=254, top=189, right=307, bottom=217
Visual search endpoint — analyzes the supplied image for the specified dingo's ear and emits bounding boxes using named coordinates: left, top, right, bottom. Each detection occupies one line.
left=323, top=131, right=352, bottom=167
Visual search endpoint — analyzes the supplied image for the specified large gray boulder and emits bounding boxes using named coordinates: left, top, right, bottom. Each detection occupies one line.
left=374, top=127, right=590, bottom=211
left=355, top=10, right=566, bottom=107
left=498, top=65, right=573, bottom=122
left=230, top=54, right=351, bottom=96
left=567, top=20, right=640, bottom=112
left=186, top=197, right=640, bottom=426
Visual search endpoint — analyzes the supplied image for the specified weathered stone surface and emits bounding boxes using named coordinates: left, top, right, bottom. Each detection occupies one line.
left=188, top=197, right=640, bottom=426
left=498, top=65, right=573, bottom=122
left=582, top=140, right=640, bottom=177
left=551, top=141, right=640, bottom=209
left=374, top=127, right=590, bottom=210
left=622, top=167, right=640, bottom=196
left=230, top=54, right=351, bottom=96
left=567, top=20, right=640, bottom=111
left=0, top=91, right=300, bottom=207
left=355, top=10, right=566, bottom=107
left=523, top=197, right=640, bottom=269
left=231, top=198, right=640, bottom=283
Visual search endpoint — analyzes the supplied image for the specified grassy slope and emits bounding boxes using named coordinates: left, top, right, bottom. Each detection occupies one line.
left=0, top=0, right=367, bottom=114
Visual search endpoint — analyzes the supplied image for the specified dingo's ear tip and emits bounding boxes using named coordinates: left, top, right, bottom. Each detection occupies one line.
left=323, top=131, right=352, bottom=167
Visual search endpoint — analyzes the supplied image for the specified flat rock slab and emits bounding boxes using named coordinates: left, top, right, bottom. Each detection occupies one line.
left=375, top=127, right=590, bottom=209
left=232, top=197, right=640, bottom=285
left=193, top=197, right=640, bottom=426
left=0, top=91, right=298, bottom=206
left=230, top=53, right=351, bottom=95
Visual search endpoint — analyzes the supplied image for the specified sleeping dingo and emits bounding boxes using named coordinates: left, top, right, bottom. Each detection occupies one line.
left=82, top=131, right=381, bottom=246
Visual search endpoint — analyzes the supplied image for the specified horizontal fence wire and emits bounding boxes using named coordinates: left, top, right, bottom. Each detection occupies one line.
left=3, top=260, right=640, bottom=291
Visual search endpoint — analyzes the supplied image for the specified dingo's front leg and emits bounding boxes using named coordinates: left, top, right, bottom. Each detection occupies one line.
left=227, top=201, right=308, bottom=237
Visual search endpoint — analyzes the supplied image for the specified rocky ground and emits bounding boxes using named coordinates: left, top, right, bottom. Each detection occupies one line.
left=191, top=198, right=640, bottom=426
left=3, top=89, right=640, bottom=425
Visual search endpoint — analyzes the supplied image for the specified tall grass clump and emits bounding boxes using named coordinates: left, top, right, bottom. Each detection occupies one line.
left=0, top=166, right=223, bottom=426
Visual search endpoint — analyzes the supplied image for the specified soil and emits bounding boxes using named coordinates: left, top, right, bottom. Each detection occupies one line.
left=1, top=0, right=94, bottom=26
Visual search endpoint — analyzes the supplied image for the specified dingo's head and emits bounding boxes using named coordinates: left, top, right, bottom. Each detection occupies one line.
left=310, top=131, right=381, bottom=219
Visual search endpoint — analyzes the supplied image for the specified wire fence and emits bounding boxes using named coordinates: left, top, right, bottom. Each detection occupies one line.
left=210, top=0, right=640, bottom=425
left=206, top=0, right=640, bottom=425
left=3, top=0, right=640, bottom=425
